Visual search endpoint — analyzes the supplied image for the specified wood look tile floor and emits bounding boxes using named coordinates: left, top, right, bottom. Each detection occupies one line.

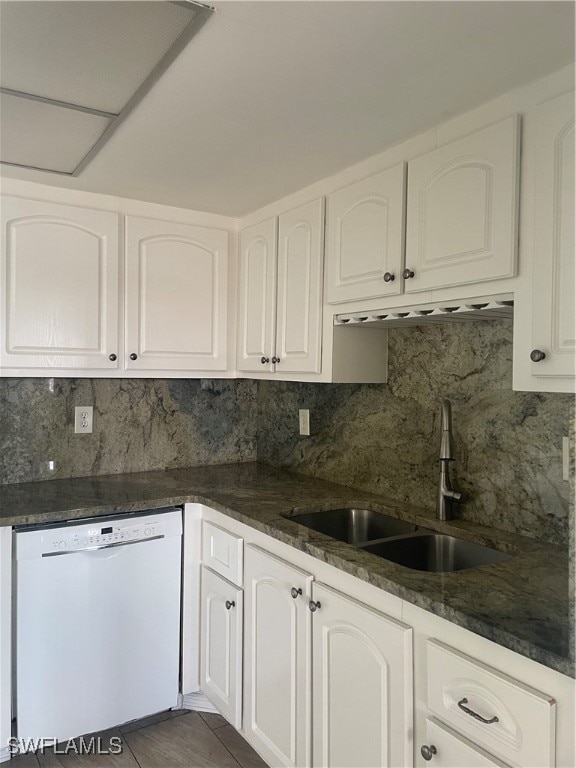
left=11, top=711, right=269, bottom=768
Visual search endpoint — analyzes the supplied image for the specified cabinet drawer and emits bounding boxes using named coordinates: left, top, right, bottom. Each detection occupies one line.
left=422, top=718, right=509, bottom=768
left=427, top=640, right=555, bottom=768
left=201, top=522, right=243, bottom=586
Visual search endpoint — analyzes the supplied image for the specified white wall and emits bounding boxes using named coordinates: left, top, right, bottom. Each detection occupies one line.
left=240, top=64, right=574, bottom=228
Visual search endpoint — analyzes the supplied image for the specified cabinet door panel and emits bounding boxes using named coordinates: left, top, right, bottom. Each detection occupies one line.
left=276, top=199, right=324, bottom=374
left=0, top=197, right=119, bottom=370
left=529, top=91, right=575, bottom=382
left=326, top=165, right=406, bottom=304
left=200, top=567, right=242, bottom=728
left=125, top=216, right=228, bottom=371
left=312, top=582, right=412, bottom=768
left=421, top=718, right=509, bottom=768
left=244, top=545, right=312, bottom=768
left=405, top=117, right=519, bottom=292
left=237, top=219, right=277, bottom=373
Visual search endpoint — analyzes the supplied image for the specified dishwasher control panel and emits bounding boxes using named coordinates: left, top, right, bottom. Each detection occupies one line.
left=15, top=508, right=182, bottom=559
left=59, top=518, right=161, bottom=551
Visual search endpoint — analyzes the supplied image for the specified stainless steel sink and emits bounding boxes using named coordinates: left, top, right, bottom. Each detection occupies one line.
left=361, top=533, right=510, bottom=572
left=287, top=508, right=418, bottom=545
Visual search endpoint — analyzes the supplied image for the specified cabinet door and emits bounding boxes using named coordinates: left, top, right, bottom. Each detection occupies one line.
left=200, top=567, right=242, bottom=728
left=275, top=199, right=324, bottom=374
left=420, top=719, right=509, bottom=768
left=0, top=197, right=120, bottom=371
left=405, top=117, right=519, bottom=293
left=237, top=218, right=277, bottom=373
left=243, top=545, right=313, bottom=768
left=125, top=216, right=228, bottom=371
left=311, top=582, right=412, bottom=768
left=325, top=164, right=406, bottom=304
left=527, top=91, right=575, bottom=384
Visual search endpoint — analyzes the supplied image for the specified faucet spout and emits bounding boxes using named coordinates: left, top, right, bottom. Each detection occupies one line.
left=439, top=399, right=454, bottom=460
left=436, top=399, right=464, bottom=520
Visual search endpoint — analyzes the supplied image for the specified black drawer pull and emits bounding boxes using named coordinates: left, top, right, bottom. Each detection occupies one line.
left=458, top=697, right=499, bottom=724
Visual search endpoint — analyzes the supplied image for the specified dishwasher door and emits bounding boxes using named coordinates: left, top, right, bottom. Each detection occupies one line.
left=14, top=509, right=182, bottom=743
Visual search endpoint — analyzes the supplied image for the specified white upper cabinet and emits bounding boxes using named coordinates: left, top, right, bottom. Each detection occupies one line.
left=275, top=199, right=324, bottom=374
left=405, top=116, right=520, bottom=293
left=514, top=92, right=575, bottom=392
left=237, top=200, right=324, bottom=377
left=0, top=197, right=120, bottom=371
left=237, top=218, right=278, bottom=373
left=125, top=216, right=228, bottom=372
left=0, top=200, right=231, bottom=377
left=325, top=164, right=406, bottom=304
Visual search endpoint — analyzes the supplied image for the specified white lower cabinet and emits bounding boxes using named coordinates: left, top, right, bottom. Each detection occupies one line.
left=194, top=509, right=573, bottom=768
left=243, top=545, right=313, bottom=768
left=311, top=582, right=413, bottom=768
left=242, top=545, right=413, bottom=768
left=421, top=718, right=509, bottom=768
left=200, top=566, right=243, bottom=729
left=425, top=640, right=555, bottom=768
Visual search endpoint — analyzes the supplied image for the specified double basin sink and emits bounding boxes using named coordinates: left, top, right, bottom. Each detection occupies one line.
left=286, top=508, right=510, bottom=573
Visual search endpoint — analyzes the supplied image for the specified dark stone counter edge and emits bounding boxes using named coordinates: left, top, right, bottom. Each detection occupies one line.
left=2, top=488, right=573, bottom=679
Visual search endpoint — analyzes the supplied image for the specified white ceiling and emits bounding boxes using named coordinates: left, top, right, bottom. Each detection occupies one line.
left=1, top=1, right=574, bottom=217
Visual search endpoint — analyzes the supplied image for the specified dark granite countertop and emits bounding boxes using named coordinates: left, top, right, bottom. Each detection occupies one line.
left=0, top=461, right=572, bottom=678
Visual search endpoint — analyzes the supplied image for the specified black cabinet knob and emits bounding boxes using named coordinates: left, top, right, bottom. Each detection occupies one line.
left=383, top=272, right=395, bottom=282
left=272, top=356, right=280, bottom=364
left=402, top=268, right=415, bottom=279
left=108, top=354, right=117, bottom=361
left=261, top=356, right=270, bottom=364
left=530, top=349, right=546, bottom=362
left=130, top=353, right=138, bottom=361
left=420, top=745, right=437, bottom=762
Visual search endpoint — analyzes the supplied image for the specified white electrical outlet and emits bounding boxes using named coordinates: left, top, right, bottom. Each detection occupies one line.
left=562, top=436, right=571, bottom=481
left=299, top=409, right=310, bottom=436
left=75, top=406, right=93, bottom=434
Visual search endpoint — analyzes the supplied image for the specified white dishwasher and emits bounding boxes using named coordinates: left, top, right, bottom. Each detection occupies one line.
left=14, top=507, right=182, bottom=743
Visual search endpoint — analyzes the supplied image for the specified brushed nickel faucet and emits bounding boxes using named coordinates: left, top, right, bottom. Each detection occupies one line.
left=436, top=399, right=463, bottom=520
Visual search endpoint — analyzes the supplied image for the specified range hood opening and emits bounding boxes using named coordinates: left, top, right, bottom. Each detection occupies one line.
left=333, top=294, right=514, bottom=328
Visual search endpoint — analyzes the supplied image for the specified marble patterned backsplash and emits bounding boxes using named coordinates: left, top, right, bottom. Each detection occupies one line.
left=0, top=378, right=257, bottom=484
left=0, top=320, right=572, bottom=547
left=257, top=320, right=574, bottom=547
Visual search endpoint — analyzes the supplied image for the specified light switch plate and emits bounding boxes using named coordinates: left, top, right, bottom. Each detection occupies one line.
left=75, top=406, right=93, bottom=434
left=299, top=409, right=310, bottom=436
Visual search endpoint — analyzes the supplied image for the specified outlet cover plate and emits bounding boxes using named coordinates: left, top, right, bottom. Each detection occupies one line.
left=75, top=406, right=93, bottom=434
left=562, top=436, right=570, bottom=481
